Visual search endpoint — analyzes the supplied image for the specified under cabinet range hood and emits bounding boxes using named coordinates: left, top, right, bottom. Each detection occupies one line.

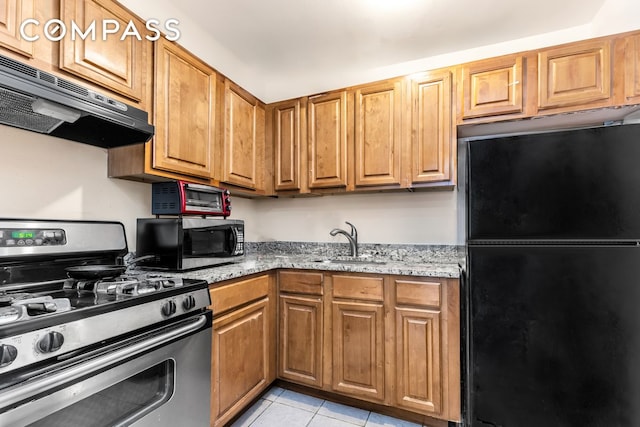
left=0, top=53, right=153, bottom=148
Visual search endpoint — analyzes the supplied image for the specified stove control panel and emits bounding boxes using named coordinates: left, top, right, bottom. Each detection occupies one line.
left=0, top=228, right=66, bottom=248
left=0, top=287, right=211, bottom=374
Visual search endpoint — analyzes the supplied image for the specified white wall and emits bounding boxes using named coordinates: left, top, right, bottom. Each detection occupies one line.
left=0, top=126, right=259, bottom=249
left=247, top=191, right=458, bottom=244
left=0, top=127, right=150, bottom=249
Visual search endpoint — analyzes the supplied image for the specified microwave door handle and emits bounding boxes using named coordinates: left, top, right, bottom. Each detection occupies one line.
left=228, top=228, right=237, bottom=254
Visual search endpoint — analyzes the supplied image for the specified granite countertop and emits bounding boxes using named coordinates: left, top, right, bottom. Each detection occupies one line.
left=132, top=243, right=464, bottom=285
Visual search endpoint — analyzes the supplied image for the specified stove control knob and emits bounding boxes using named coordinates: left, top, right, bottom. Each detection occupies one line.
left=0, top=344, right=17, bottom=368
left=37, top=331, right=64, bottom=353
left=183, top=295, right=196, bottom=311
left=161, top=300, right=177, bottom=317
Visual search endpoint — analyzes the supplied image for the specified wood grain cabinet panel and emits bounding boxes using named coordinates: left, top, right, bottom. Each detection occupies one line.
left=396, top=307, right=442, bottom=415
left=211, top=298, right=270, bottom=426
left=224, top=79, right=265, bottom=191
left=0, top=0, right=34, bottom=57
left=332, top=299, right=385, bottom=401
left=60, top=0, right=149, bottom=103
left=393, top=276, right=461, bottom=422
left=408, top=70, right=453, bottom=184
left=538, top=39, right=612, bottom=109
left=210, top=274, right=275, bottom=427
left=308, top=91, right=348, bottom=189
left=279, top=294, right=323, bottom=387
left=461, top=56, right=524, bottom=119
left=272, top=98, right=304, bottom=191
left=625, top=34, right=640, bottom=103
left=353, top=81, right=403, bottom=187
left=153, top=38, right=216, bottom=178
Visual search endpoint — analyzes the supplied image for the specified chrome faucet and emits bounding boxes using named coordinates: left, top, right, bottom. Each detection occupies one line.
left=330, top=221, right=358, bottom=257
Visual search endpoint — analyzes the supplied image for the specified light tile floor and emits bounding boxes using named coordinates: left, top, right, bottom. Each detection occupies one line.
left=231, top=386, right=425, bottom=427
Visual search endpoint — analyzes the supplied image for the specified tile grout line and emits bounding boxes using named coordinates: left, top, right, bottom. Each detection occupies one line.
left=246, top=399, right=272, bottom=427
left=364, top=410, right=373, bottom=427
left=303, top=394, right=326, bottom=427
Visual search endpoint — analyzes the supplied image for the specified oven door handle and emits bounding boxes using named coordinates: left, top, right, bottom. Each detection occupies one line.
left=0, top=314, right=208, bottom=410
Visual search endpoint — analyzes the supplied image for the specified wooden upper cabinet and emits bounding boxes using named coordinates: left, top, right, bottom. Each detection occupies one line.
left=353, top=80, right=403, bottom=187
left=59, top=0, right=149, bottom=103
left=0, top=0, right=34, bottom=57
left=409, top=70, right=453, bottom=184
left=223, top=79, right=265, bottom=191
left=308, top=91, right=348, bottom=189
left=272, top=98, right=305, bottom=191
left=624, top=33, right=640, bottom=103
left=460, top=55, right=524, bottom=119
left=538, top=39, right=612, bottom=110
left=153, top=37, right=216, bottom=178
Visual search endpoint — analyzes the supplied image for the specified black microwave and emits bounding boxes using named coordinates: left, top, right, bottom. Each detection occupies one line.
left=136, top=218, right=244, bottom=271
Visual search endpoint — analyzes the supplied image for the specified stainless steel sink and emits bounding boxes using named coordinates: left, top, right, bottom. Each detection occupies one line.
left=311, top=259, right=387, bottom=265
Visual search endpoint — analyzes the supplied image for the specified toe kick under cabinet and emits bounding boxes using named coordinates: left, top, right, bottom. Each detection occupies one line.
left=277, top=270, right=461, bottom=425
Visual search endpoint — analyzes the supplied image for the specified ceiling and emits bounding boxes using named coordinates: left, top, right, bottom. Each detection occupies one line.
left=136, top=0, right=610, bottom=101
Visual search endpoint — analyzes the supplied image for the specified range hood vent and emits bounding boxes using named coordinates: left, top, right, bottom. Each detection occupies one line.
left=0, top=53, right=154, bottom=148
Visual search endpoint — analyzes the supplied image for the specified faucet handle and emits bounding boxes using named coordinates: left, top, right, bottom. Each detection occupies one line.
left=345, top=221, right=357, bottom=239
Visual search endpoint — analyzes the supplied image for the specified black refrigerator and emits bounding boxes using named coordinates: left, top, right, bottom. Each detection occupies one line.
left=465, top=123, right=640, bottom=427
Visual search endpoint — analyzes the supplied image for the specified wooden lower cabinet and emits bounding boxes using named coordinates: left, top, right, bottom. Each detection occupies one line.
left=396, top=307, right=442, bottom=414
left=278, top=270, right=324, bottom=387
left=331, top=299, right=385, bottom=401
left=274, top=270, right=461, bottom=424
left=394, top=277, right=461, bottom=422
left=279, top=294, right=323, bottom=387
left=209, top=274, right=276, bottom=427
left=210, top=271, right=460, bottom=425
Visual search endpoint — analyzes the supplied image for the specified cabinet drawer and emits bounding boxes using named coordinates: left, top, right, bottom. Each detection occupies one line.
left=395, top=278, right=442, bottom=307
left=209, top=275, right=270, bottom=315
left=279, top=271, right=323, bottom=295
left=332, top=275, right=384, bottom=301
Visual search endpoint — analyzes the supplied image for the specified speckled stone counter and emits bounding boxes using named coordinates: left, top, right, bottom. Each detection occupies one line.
left=132, top=242, right=464, bottom=284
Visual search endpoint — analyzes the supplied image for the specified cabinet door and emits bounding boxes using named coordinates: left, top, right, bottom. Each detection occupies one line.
left=353, top=81, right=403, bottom=187
left=279, top=294, right=323, bottom=387
left=211, top=297, right=270, bottom=426
left=461, top=56, right=524, bottom=119
left=153, top=37, right=216, bottom=178
left=625, top=34, right=640, bottom=104
left=59, top=0, right=149, bottom=103
left=396, top=307, right=442, bottom=415
left=538, top=39, right=611, bottom=109
left=332, top=300, right=385, bottom=401
left=224, top=80, right=265, bottom=191
left=273, top=98, right=304, bottom=191
left=308, top=91, right=348, bottom=189
left=0, top=0, right=34, bottom=57
left=409, top=70, right=453, bottom=184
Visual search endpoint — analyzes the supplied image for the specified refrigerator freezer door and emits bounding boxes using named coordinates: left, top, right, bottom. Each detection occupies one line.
left=467, top=245, right=640, bottom=427
left=467, top=124, right=640, bottom=241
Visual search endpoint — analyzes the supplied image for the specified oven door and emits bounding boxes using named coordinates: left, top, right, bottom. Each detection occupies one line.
left=0, top=313, right=212, bottom=427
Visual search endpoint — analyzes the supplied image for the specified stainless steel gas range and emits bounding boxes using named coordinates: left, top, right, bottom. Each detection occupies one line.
left=0, top=219, right=212, bottom=427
